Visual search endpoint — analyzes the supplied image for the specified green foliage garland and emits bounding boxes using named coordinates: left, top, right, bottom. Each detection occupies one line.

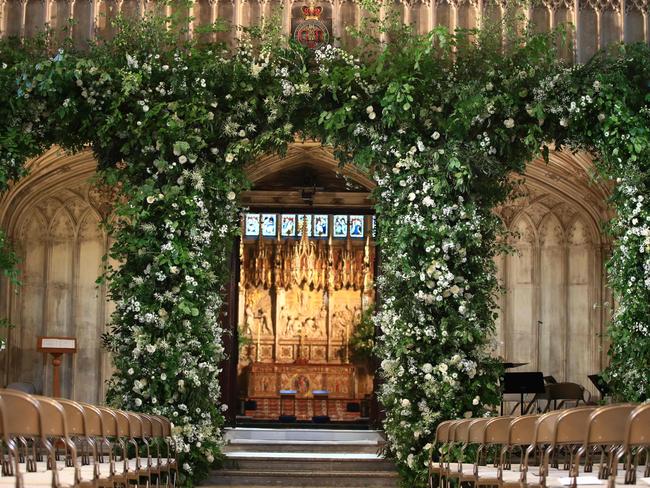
left=0, top=13, right=648, bottom=488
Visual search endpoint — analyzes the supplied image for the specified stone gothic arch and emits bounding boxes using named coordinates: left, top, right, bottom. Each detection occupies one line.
left=495, top=150, right=611, bottom=395
left=0, top=144, right=612, bottom=400
left=0, top=147, right=113, bottom=403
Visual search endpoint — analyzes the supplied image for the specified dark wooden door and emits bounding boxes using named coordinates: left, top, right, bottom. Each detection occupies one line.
left=219, top=237, right=240, bottom=426
left=369, top=240, right=384, bottom=429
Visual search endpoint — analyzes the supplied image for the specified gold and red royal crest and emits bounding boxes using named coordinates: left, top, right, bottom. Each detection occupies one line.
left=293, top=1, right=330, bottom=49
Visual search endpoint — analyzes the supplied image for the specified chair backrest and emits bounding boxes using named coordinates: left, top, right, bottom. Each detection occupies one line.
left=483, top=417, right=512, bottom=444
left=585, top=404, right=636, bottom=445
left=468, top=418, right=490, bottom=444
left=453, top=419, right=474, bottom=443
left=157, top=416, right=172, bottom=437
left=56, top=398, right=86, bottom=436
left=140, top=414, right=153, bottom=437
left=509, top=414, right=539, bottom=446
left=32, top=396, right=68, bottom=438
left=0, top=389, right=41, bottom=436
left=78, top=402, right=104, bottom=437
left=149, top=415, right=164, bottom=438
left=553, top=406, right=597, bottom=445
left=97, top=406, right=119, bottom=437
left=533, top=410, right=563, bottom=444
left=127, top=412, right=144, bottom=438
left=448, top=420, right=461, bottom=444
left=434, top=420, right=454, bottom=444
left=0, top=396, right=8, bottom=438
left=114, top=410, right=130, bottom=437
left=625, top=403, right=650, bottom=447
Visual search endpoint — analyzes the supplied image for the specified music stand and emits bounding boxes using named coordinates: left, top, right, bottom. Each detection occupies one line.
left=588, top=374, right=611, bottom=397
left=502, top=372, right=546, bottom=415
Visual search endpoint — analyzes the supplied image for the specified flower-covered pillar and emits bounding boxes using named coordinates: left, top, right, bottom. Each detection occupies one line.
left=372, top=144, right=503, bottom=485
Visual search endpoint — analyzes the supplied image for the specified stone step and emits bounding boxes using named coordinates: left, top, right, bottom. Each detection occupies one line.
left=224, top=440, right=382, bottom=454
left=224, top=427, right=384, bottom=443
left=202, top=469, right=399, bottom=487
left=223, top=452, right=395, bottom=472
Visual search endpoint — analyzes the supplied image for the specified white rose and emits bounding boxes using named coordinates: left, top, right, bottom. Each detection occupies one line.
left=161, top=373, right=167, bottom=381
left=422, top=363, right=433, bottom=374
left=128, top=368, right=134, bottom=375
left=401, top=398, right=411, bottom=408
left=368, top=112, right=376, bottom=120
left=504, top=118, right=515, bottom=129
left=178, top=155, right=187, bottom=164
left=408, top=192, right=416, bottom=201
left=472, top=396, right=480, bottom=406
left=134, top=398, right=142, bottom=407
left=170, top=266, right=179, bottom=274
left=432, top=131, right=440, bottom=140
left=146, top=344, right=156, bottom=353
left=225, top=153, right=235, bottom=163
left=560, top=117, right=569, bottom=127
left=422, top=196, right=434, bottom=207
left=598, top=113, right=605, bottom=122
left=366, top=105, right=374, bottom=114
left=227, top=191, right=236, bottom=201
left=146, top=195, right=156, bottom=204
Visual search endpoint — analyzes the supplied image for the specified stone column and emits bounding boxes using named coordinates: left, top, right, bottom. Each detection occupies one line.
left=282, top=0, right=291, bottom=37
left=208, top=0, right=218, bottom=42
left=19, top=0, right=28, bottom=38
left=331, top=0, right=342, bottom=44
left=186, top=0, right=196, bottom=39
left=573, top=0, right=581, bottom=63
left=402, top=0, right=411, bottom=26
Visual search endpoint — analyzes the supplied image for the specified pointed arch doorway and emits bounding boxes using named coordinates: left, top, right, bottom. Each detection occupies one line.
left=220, top=142, right=382, bottom=428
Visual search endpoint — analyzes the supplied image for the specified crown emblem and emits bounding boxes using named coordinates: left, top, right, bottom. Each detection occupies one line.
left=302, top=2, right=323, bottom=20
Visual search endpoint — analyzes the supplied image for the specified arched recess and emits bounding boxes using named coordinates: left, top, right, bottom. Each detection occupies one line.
left=496, top=150, right=611, bottom=396
left=0, top=143, right=612, bottom=402
left=242, top=140, right=376, bottom=208
left=0, top=147, right=113, bottom=403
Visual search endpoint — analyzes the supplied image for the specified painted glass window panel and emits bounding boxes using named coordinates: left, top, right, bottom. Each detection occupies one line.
left=281, top=214, right=296, bottom=237
left=245, top=213, right=260, bottom=236
left=261, top=214, right=277, bottom=237
left=333, top=215, right=348, bottom=238
left=297, top=214, right=313, bottom=237
left=313, top=215, right=328, bottom=237
left=349, top=215, right=364, bottom=238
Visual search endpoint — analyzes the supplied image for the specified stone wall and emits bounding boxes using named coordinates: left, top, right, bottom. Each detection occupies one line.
left=0, top=146, right=611, bottom=401
left=1, top=0, right=648, bottom=64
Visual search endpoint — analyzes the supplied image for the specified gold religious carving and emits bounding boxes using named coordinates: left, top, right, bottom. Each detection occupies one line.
left=237, top=214, right=376, bottom=406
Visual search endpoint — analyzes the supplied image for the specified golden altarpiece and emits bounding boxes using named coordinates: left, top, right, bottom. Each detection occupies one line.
left=237, top=213, right=375, bottom=421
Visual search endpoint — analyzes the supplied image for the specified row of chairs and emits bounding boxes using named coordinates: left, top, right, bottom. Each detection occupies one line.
left=429, top=403, right=650, bottom=488
left=0, top=389, right=178, bottom=487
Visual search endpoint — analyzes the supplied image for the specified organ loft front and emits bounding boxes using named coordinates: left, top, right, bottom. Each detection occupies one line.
left=236, top=209, right=376, bottom=421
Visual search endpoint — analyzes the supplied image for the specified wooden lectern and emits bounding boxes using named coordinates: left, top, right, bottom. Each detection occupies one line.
left=37, top=336, right=76, bottom=398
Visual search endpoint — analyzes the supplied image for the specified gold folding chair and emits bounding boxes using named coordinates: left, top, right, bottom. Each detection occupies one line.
left=0, top=395, right=21, bottom=488
left=570, top=403, right=637, bottom=488
left=428, top=420, right=455, bottom=488
left=610, top=403, right=650, bottom=486
left=474, top=416, right=513, bottom=488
